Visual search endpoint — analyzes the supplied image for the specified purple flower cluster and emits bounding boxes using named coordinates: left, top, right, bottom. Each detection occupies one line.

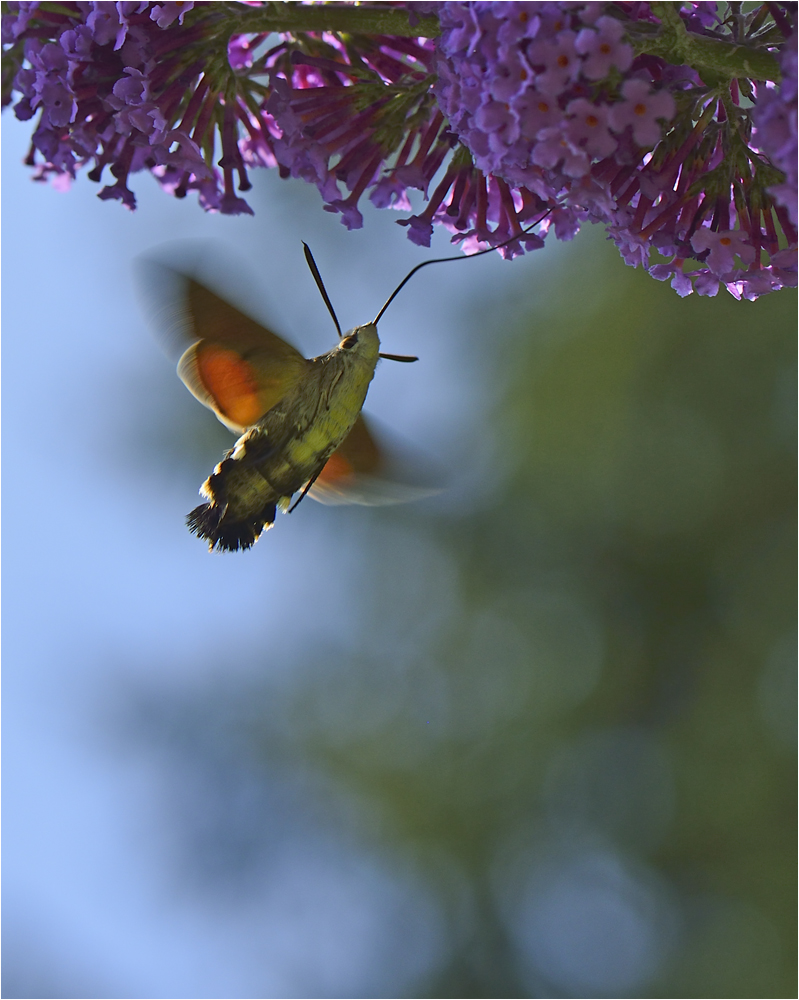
left=264, top=37, right=447, bottom=232
left=2, top=1, right=796, bottom=298
left=2, top=1, right=453, bottom=224
left=428, top=1, right=796, bottom=298
left=3, top=1, right=269, bottom=213
left=263, top=34, right=554, bottom=257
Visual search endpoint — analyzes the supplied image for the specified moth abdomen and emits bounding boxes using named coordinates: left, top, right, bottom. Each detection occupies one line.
left=186, top=500, right=277, bottom=552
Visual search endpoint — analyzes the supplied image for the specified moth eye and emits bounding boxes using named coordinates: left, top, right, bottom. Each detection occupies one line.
left=340, top=334, right=358, bottom=350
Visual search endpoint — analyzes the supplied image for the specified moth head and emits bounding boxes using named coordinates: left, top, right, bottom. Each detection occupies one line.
left=338, top=323, right=380, bottom=364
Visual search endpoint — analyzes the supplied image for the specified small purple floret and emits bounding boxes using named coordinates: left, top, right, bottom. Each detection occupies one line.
left=574, top=16, right=632, bottom=81
left=609, top=79, right=676, bottom=148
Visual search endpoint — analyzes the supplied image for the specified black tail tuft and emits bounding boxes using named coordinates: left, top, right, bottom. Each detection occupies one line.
left=186, top=502, right=277, bottom=552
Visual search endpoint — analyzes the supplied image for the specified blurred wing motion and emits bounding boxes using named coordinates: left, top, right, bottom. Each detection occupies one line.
left=175, top=278, right=309, bottom=433
left=311, top=414, right=442, bottom=507
left=138, top=254, right=309, bottom=433
left=139, top=248, right=439, bottom=549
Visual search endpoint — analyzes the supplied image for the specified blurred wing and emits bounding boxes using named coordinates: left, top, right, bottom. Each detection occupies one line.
left=309, top=415, right=443, bottom=506
left=177, top=279, right=309, bottom=433
left=141, top=261, right=308, bottom=433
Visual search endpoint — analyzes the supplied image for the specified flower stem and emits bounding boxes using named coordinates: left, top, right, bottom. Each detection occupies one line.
left=635, top=3, right=781, bottom=82
left=225, top=2, right=440, bottom=40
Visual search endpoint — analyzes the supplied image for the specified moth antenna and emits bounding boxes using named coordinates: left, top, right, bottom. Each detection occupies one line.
left=373, top=206, right=556, bottom=326
left=303, top=242, right=342, bottom=337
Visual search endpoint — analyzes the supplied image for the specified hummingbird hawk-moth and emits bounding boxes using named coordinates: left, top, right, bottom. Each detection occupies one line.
left=143, top=244, right=437, bottom=552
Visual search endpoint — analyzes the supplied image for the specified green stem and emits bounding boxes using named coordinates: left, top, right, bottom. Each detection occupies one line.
left=639, top=3, right=781, bottom=82
left=224, top=2, right=440, bottom=39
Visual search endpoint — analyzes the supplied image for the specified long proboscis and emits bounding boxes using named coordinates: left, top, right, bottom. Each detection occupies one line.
left=373, top=207, right=556, bottom=327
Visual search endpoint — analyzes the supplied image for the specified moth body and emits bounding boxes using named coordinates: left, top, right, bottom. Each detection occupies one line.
left=188, top=323, right=381, bottom=551
left=140, top=247, right=435, bottom=553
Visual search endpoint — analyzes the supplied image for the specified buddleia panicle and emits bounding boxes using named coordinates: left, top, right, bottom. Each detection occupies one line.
left=2, top=1, right=795, bottom=299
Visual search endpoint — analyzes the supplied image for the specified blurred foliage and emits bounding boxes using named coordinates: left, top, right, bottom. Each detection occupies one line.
left=131, top=230, right=795, bottom=999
